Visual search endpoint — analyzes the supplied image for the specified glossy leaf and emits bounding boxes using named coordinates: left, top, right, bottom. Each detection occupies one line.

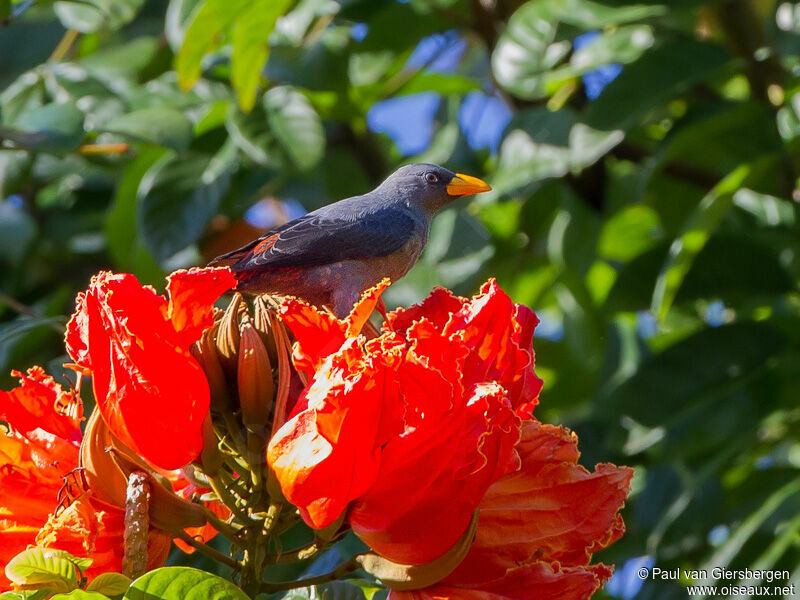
left=101, top=108, right=193, bottom=151
left=263, top=86, right=325, bottom=171
left=124, top=567, right=249, bottom=600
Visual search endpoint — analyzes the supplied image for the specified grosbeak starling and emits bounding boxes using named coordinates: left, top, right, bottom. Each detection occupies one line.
left=210, top=163, right=491, bottom=318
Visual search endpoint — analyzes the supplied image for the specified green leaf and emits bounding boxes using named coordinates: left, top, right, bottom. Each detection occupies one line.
left=492, top=0, right=663, bottom=99
left=490, top=108, right=622, bottom=197
left=51, top=591, right=112, bottom=600
left=124, top=567, right=250, bottom=600
left=54, top=0, right=146, bottom=33
left=137, top=142, right=236, bottom=261
left=605, top=234, right=794, bottom=312
left=283, top=581, right=368, bottom=600
left=86, top=572, right=132, bottom=595
left=598, top=205, right=663, bottom=262
left=0, top=0, right=10, bottom=20
left=176, top=0, right=250, bottom=90
left=231, top=0, right=292, bottom=111
left=396, top=73, right=481, bottom=96
left=264, top=86, right=325, bottom=171
left=0, top=101, right=84, bottom=154
left=585, top=38, right=730, bottom=130
left=4, top=548, right=83, bottom=591
left=0, top=590, right=55, bottom=600
left=101, top=108, right=194, bottom=151
left=106, top=147, right=169, bottom=280
left=651, top=165, right=750, bottom=320
left=697, top=478, right=800, bottom=586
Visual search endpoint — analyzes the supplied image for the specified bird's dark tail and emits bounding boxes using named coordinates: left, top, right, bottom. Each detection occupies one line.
left=208, top=239, right=261, bottom=268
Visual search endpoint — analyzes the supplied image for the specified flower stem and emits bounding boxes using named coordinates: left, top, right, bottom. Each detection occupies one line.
left=259, top=557, right=360, bottom=593
left=173, top=529, right=240, bottom=570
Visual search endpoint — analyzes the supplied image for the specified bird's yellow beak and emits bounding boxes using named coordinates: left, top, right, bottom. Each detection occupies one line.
left=446, top=173, right=492, bottom=197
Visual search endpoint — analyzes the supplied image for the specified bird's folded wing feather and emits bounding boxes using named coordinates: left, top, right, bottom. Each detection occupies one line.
left=228, top=207, right=418, bottom=271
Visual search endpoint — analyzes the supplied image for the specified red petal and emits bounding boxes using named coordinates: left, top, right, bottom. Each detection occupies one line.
left=350, top=380, right=520, bottom=565
left=389, top=562, right=612, bottom=600
left=267, top=337, right=405, bottom=529
left=446, top=421, right=632, bottom=585
left=0, top=366, right=82, bottom=444
left=66, top=271, right=221, bottom=470
left=444, top=279, right=542, bottom=414
left=386, top=287, right=465, bottom=334
left=166, top=267, right=235, bottom=347
left=280, top=280, right=391, bottom=378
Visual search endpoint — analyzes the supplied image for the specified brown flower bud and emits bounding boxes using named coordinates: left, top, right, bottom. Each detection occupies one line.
left=253, top=296, right=279, bottom=365
left=215, top=293, right=244, bottom=375
left=192, top=323, right=232, bottom=411
left=237, top=315, right=275, bottom=432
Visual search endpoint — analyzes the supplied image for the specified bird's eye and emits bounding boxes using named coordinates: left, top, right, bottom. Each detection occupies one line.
left=425, top=172, right=439, bottom=184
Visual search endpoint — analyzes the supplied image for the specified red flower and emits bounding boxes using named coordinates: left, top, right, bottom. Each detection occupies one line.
left=0, top=367, right=82, bottom=587
left=0, top=367, right=170, bottom=588
left=66, top=267, right=235, bottom=470
left=269, top=279, right=544, bottom=564
left=387, top=421, right=632, bottom=600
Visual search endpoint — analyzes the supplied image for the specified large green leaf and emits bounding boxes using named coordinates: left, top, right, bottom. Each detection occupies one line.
left=230, top=0, right=292, bottom=111
left=51, top=592, right=111, bottom=600
left=490, top=108, right=622, bottom=197
left=137, top=142, right=236, bottom=261
left=176, top=0, right=250, bottom=90
left=605, top=234, right=795, bottom=312
left=492, top=0, right=663, bottom=99
left=4, top=548, right=84, bottom=591
left=54, top=0, right=146, bottom=33
left=263, top=86, right=325, bottom=171
left=585, top=38, right=730, bottom=130
left=283, top=581, right=369, bottom=600
left=124, top=567, right=249, bottom=600
left=100, top=108, right=193, bottom=151
left=85, top=572, right=132, bottom=595
left=650, top=165, right=750, bottom=320
left=0, top=101, right=84, bottom=154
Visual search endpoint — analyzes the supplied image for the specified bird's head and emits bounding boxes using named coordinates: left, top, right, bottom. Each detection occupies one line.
left=378, top=163, right=491, bottom=214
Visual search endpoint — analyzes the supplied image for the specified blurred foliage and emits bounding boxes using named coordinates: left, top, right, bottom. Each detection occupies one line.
left=1, top=0, right=800, bottom=597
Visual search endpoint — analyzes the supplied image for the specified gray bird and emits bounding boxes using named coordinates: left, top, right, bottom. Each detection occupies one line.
left=210, top=163, right=491, bottom=318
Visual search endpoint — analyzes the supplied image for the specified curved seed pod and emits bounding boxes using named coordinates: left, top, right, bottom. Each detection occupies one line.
left=122, top=472, right=150, bottom=579
left=356, top=510, right=479, bottom=591
left=238, top=314, right=275, bottom=432
left=253, top=296, right=279, bottom=364
left=215, top=293, right=243, bottom=375
left=80, top=409, right=207, bottom=532
left=191, top=323, right=232, bottom=411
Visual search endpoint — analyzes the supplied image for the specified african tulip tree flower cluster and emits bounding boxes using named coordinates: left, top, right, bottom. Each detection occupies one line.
left=0, top=266, right=631, bottom=600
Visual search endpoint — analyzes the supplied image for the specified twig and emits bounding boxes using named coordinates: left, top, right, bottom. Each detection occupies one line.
left=173, top=529, right=240, bottom=570
left=260, top=557, right=360, bottom=593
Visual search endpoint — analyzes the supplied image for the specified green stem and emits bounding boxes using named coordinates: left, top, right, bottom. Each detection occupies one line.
left=173, top=529, right=240, bottom=570
left=208, top=473, right=250, bottom=522
left=259, top=558, right=360, bottom=593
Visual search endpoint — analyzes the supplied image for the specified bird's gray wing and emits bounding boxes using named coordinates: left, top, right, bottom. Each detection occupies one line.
left=227, top=207, right=418, bottom=272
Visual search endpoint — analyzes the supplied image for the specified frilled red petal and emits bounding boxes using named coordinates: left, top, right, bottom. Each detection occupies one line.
left=166, top=267, right=235, bottom=347
left=267, top=338, right=405, bottom=529
left=386, top=286, right=465, bottom=334
left=390, top=562, right=613, bottom=600
left=0, top=367, right=82, bottom=444
left=444, top=279, right=541, bottom=414
left=280, top=280, right=390, bottom=377
left=350, top=379, right=520, bottom=565
left=446, top=421, right=632, bottom=586
left=280, top=299, right=347, bottom=379
left=66, top=271, right=223, bottom=470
